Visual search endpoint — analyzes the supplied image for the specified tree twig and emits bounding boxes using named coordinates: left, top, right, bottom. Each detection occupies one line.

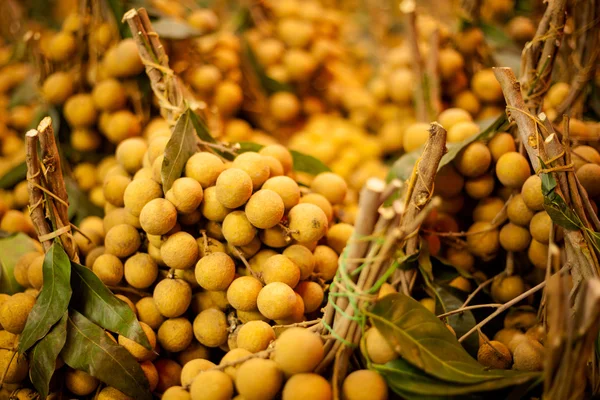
left=25, top=130, right=51, bottom=252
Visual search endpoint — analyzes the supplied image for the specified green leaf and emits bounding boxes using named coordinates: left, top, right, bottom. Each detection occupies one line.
left=374, top=358, right=540, bottom=398
left=65, top=178, right=103, bottom=224
left=435, top=285, right=479, bottom=358
left=19, top=241, right=72, bottom=353
left=9, top=77, right=39, bottom=108
left=540, top=170, right=557, bottom=197
left=61, top=310, right=151, bottom=400
left=70, top=262, right=151, bottom=349
left=0, top=162, right=26, bottom=190
left=187, top=108, right=234, bottom=161
left=29, top=312, right=67, bottom=398
left=152, top=18, right=203, bottom=39
left=0, top=233, right=40, bottom=294
left=232, top=7, right=253, bottom=33
left=106, top=0, right=130, bottom=38
left=162, top=109, right=199, bottom=192
left=237, top=142, right=331, bottom=175
left=368, top=293, right=535, bottom=383
left=543, top=203, right=581, bottom=231
left=242, top=39, right=294, bottom=95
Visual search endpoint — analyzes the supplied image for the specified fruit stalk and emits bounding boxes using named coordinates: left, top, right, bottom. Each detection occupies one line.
left=25, top=129, right=51, bottom=252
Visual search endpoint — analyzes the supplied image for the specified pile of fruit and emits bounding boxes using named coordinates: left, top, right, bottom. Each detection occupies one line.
left=0, top=0, right=598, bottom=399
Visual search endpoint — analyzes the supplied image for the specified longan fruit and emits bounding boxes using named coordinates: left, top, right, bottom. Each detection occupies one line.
left=434, top=165, right=465, bottom=198
left=387, top=68, right=414, bottom=104
left=546, top=82, right=570, bottom=108
left=273, top=327, right=324, bottom=375
left=103, top=39, right=144, bottom=78
left=283, top=49, right=317, bottom=81
left=227, top=276, right=263, bottom=311
left=193, top=308, right=228, bottom=347
left=232, top=152, right=270, bottom=188
left=92, top=78, right=127, bottom=111
left=201, top=187, right=232, bottom=222
left=123, top=178, right=163, bottom=217
left=161, top=232, right=199, bottom=270
left=262, top=176, right=300, bottom=211
left=235, top=358, right=282, bottom=400
left=507, top=194, right=535, bottom=226
left=572, top=146, right=600, bottom=170
left=180, top=358, right=215, bottom=387
left=188, top=65, right=222, bottom=93
left=477, top=340, right=512, bottom=369
left=528, top=239, right=549, bottom=269
left=464, top=173, right=495, bottom=200
left=493, top=328, right=524, bottom=347
left=513, top=340, right=544, bottom=371
left=313, top=245, right=338, bottom=281
left=403, top=122, right=430, bottom=152
left=190, top=370, right=233, bottom=400
left=215, top=168, right=253, bottom=209
left=248, top=249, right=278, bottom=274
left=124, top=253, right=158, bottom=289
left=198, top=236, right=227, bottom=258
left=438, top=108, right=472, bottom=131
left=310, top=172, right=348, bottom=205
left=0, top=293, right=35, bottom=334
left=500, top=223, right=531, bottom=252
left=97, top=387, right=134, bottom=400
left=439, top=47, right=464, bottom=80
left=14, top=252, right=40, bottom=288
left=496, top=152, right=531, bottom=189
left=219, top=348, right=253, bottom=380
left=447, top=121, right=479, bottom=143
left=140, top=360, right=159, bottom=392
left=165, top=177, right=203, bottom=215
left=162, top=386, right=191, bottom=400
left=154, top=278, right=192, bottom=318
left=185, top=152, right=225, bottom=188
left=471, top=69, right=503, bottom=103
left=466, top=221, right=500, bottom=258
left=64, top=93, right=97, bottom=128
left=42, top=71, right=74, bottom=104
left=214, top=80, right=243, bottom=116
left=282, top=373, right=332, bottom=400
left=282, top=245, right=315, bottom=280
left=521, top=175, right=544, bottom=211
left=326, top=223, right=353, bottom=254
left=491, top=275, right=525, bottom=303
left=259, top=144, right=293, bottom=174
left=155, top=358, right=183, bottom=393
left=473, top=197, right=505, bottom=222
left=0, top=210, right=35, bottom=236
left=103, top=174, right=131, bottom=208
left=504, top=309, right=537, bottom=331
left=179, top=209, right=202, bottom=225
left=27, top=255, right=45, bottom=289
left=342, top=369, right=388, bottom=400
left=71, top=127, right=101, bottom=152
left=257, top=282, right=297, bottom=321
left=0, top=349, right=28, bottom=384
left=236, top=321, right=275, bottom=353
left=116, top=138, right=147, bottom=174
left=105, top=110, right=142, bottom=144
left=136, top=297, right=165, bottom=330
left=65, top=368, right=99, bottom=396
left=270, top=92, right=301, bottom=123
left=449, top=276, right=472, bottom=292
left=118, top=322, right=156, bottom=361
left=488, top=133, right=516, bottom=162
left=262, top=254, right=301, bottom=288
left=140, top=198, right=178, bottom=235
left=420, top=297, right=436, bottom=313
left=299, top=193, right=334, bottom=222
left=195, top=252, right=236, bottom=291
left=222, top=211, right=257, bottom=247
left=453, top=91, right=481, bottom=116
left=365, top=327, right=397, bottom=364
left=104, top=223, right=141, bottom=258
left=529, top=211, right=552, bottom=244
left=48, top=31, right=76, bottom=61
left=454, top=142, right=491, bottom=178
left=243, top=189, right=284, bottom=229
left=92, top=254, right=124, bottom=286
left=288, top=203, right=328, bottom=243
left=576, top=163, right=600, bottom=197
left=158, top=318, right=193, bottom=352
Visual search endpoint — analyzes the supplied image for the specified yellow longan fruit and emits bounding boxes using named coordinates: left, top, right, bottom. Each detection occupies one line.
left=455, top=142, right=491, bottom=178
left=342, top=370, right=388, bottom=400
left=233, top=152, right=270, bottom=188
left=513, top=340, right=544, bottom=371
left=236, top=321, right=275, bottom=353
left=494, top=328, right=524, bottom=347
left=283, top=373, right=332, bottom=400
left=491, top=275, right=525, bottom=303
left=198, top=236, right=227, bottom=258
left=447, top=121, right=479, bottom=143
left=27, top=255, right=45, bottom=289
left=221, top=211, right=256, bottom=246
left=64, top=93, right=97, bottom=127
left=388, top=68, right=414, bottom=104
left=154, top=278, right=192, bottom=318
left=249, top=249, right=278, bottom=274
left=528, top=239, right=549, bottom=269
left=572, top=146, right=600, bottom=170
left=214, top=80, right=243, bottom=116
left=477, top=340, right=512, bottom=369
left=165, top=177, right=203, bottom=214
left=180, top=359, right=215, bottom=387
left=0, top=293, right=36, bottom=334
left=195, top=252, right=235, bottom=291
left=299, top=193, right=333, bottom=222
left=123, top=178, right=162, bottom=217
left=190, top=370, right=233, bottom=400
left=235, top=358, right=283, bottom=400
left=313, top=245, right=338, bottom=281
left=310, top=172, right=348, bottom=205
left=97, top=386, right=134, bottom=400
left=504, top=309, right=537, bottom=331
left=140, top=360, right=159, bottom=392
left=136, top=297, right=165, bottom=330
left=466, top=221, right=500, bottom=258
left=92, top=78, right=127, bottom=111
left=227, top=276, right=263, bottom=311
left=365, top=327, right=397, bottom=364
left=1, top=210, right=35, bottom=236
left=500, top=223, right=531, bottom=252
left=420, top=297, right=436, bottom=314
left=155, top=358, right=183, bottom=393
left=471, top=69, right=503, bottom=103
left=258, top=226, right=291, bottom=249
left=283, top=245, right=315, bottom=280
left=185, top=152, right=225, bottom=188
left=473, top=197, right=505, bottom=222
left=507, top=194, right=535, bottom=226
left=193, top=308, right=228, bottom=347
left=118, top=322, right=156, bottom=361
left=439, top=47, right=464, bottom=80
left=42, top=71, right=74, bottom=104
left=403, top=122, right=430, bottom=152
left=326, top=223, right=353, bottom=255
left=124, top=253, right=158, bottom=289
left=73, top=163, right=98, bottom=192
left=201, top=187, right=232, bottom=222
left=14, top=252, right=40, bottom=288
left=288, top=203, right=328, bottom=243
left=488, top=133, right=516, bottom=162
left=158, top=318, right=193, bottom=352
left=449, top=276, right=472, bottom=292
left=161, top=232, right=199, bottom=270
left=105, top=110, right=142, bottom=144
left=103, top=174, right=131, bottom=208
left=283, top=49, right=317, bottom=81
left=521, top=175, right=544, bottom=211
left=65, top=368, right=99, bottom=396
left=263, top=254, right=301, bottom=288
left=104, top=223, right=140, bottom=258
left=188, top=65, right=222, bottom=93
left=244, top=189, right=284, bottom=229
left=576, top=163, right=600, bottom=197
left=446, top=247, right=475, bottom=272
left=216, top=168, right=253, bottom=209
left=270, top=92, right=301, bottom=123
left=465, top=174, right=495, bottom=199
left=92, top=254, right=124, bottom=286
left=0, top=349, right=28, bottom=384
left=262, top=176, right=300, bottom=211
left=259, top=144, right=293, bottom=175
left=274, top=328, right=324, bottom=375
left=496, top=152, right=531, bottom=189
left=48, top=31, right=76, bottom=61
left=438, top=108, right=472, bottom=131
left=218, top=348, right=252, bottom=380
left=116, top=138, right=147, bottom=174
left=103, top=39, right=144, bottom=78
left=529, top=211, right=552, bottom=244
left=162, top=386, right=191, bottom=400
left=453, top=91, right=481, bottom=116
left=546, top=82, right=570, bottom=108
left=140, top=198, right=178, bottom=235
left=257, top=282, right=297, bottom=320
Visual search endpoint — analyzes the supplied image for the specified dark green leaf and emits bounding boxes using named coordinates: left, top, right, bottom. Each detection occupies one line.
left=389, top=150, right=421, bottom=181
left=9, top=77, right=39, bottom=108
left=19, top=241, right=72, bottom=353
left=187, top=108, right=233, bottom=161
left=232, top=7, right=253, bottom=33
left=162, top=109, right=198, bottom=192
left=61, top=310, right=150, bottom=400
left=242, top=40, right=294, bottom=95
left=0, top=233, right=40, bottom=294
left=368, top=293, right=535, bottom=383
left=540, top=171, right=557, bottom=197
left=435, top=285, right=479, bottom=358
left=65, top=178, right=103, bottom=224
left=106, top=0, right=130, bottom=38
left=237, top=142, right=331, bottom=175
left=0, top=162, right=26, bottom=190
left=29, top=312, right=67, bottom=398
left=152, top=18, right=203, bottom=39
left=237, top=141, right=262, bottom=153
left=70, top=262, right=151, bottom=349
left=544, top=203, right=581, bottom=231
left=374, top=358, right=540, bottom=398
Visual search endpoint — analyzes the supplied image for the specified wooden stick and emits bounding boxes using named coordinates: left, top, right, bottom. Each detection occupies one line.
left=401, top=0, right=427, bottom=122
left=25, top=130, right=51, bottom=252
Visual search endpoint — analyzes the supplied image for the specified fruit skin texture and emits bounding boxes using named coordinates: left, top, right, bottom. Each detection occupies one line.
left=365, top=327, right=398, bottom=364
left=42, top=71, right=74, bottom=104
left=491, top=275, right=525, bottom=303
left=288, top=203, right=328, bottom=243
left=104, top=224, right=141, bottom=258
left=262, top=254, right=301, bottom=288
left=195, top=252, right=236, bottom=291
left=158, top=318, right=193, bottom=352
left=185, top=152, right=225, bottom=188
left=262, top=176, right=301, bottom=211
left=529, top=211, right=552, bottom=244
left=488, top=132, right=516, bottom=162
left=507, top=194, right=534, bottom=226
left=499, top=223, right=531, bottom=252
left=216, top=168, right=253, bottom=209
left=245, top=189, right=285, bottom=229
left=0, top=293, right=36, bottom=334
left=166, top=177, right=204, bottom=214
left=466, top=222, right=499, bottom=258
left=282, top=373, right=333, bottom=400
left=477, top=340, right=512, bottom=369
left=273, top=328, right=324, bottom=375
left=342, top=369, right=388, bottom=400
left=92, top=254, right=124, bottom=286
left=295, top=281, right=324, bottom=313
left=257, top=282, right=297, bottom=320
left=576, top=163, right=600, bottom=197
left=140, top=198, right=178, bottom=235
left=222, top=211, right=257, bottom=246
left=326, top=223, right=354, bottom=254
left=97, top=387, right=134, bottom=400
left=162, top=386, right=191, bottom=400
left=161, top=232, right=199, bottom=270
left=193, top=308, right=228, bottom=347
left=123, top=178, right=163, bottom=217
left=232, top=152, right=270, bottom=188
left=235, top=358, right=283, bottom=400
left=513, top=340, right=544, bottom=371
left=65, top=368, right=99, bottom=396
left=496, top=152, right=531, bottom=188
left=190, top=370, right=233, bottom=400
left=236, top=321, right=276, bottom=353
left=310, top=172, right=348, bottom=205
left=155, top=358, right=183, bottom=393
left=227, top=276, right=263, bottom=311
left=521, top=175, right=544, bottom=211
left=528, top=239, right=549, bottom=269
left=124, top=253, right=158, bottom=289
left=154, top=279, right=192, bottom=318
left=181, top=359, right=216, bottom=387
left=454, top=142, right=492, bottom=178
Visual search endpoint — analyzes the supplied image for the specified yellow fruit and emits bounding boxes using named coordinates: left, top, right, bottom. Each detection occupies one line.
left=216, top=168, right=253, bottom=208
left=488, top=133, right=516, bottom=162
left=103, top=39, right=144, bottom=78
left=282, top=373, right=332, bottom=400
left=438, top=108, right=472, bottom=131
left=48, top=31, right=76, bottom=61
left=193, top=308, right=228, bottom=347
left=313, top=245, right=338, bottom=281
left=491, top=275, right=525, bottom=303
left=92, top=254, right=124, bottom=286
left=455, top=142, right=491, bottom=178
left=388, top=68, right=414, bottom=104
left=103, top=174, right=131, bottom=208
left=190, top=370, right=233, bottom=400
left=42, top=71, right=74, bottom=104
left=180, top=359, right=215, bottom=387
left=160, top=232, right=199, bottom=270
left=520, top=175, right=544, bottom=211
left=105, top=110, right=142, bottom=144
left=288, top=203, right=328, bottom=243
left=576, top=163, right=600, bottom=197
left=310, top=172, right=348, bottom=205
left=496, top=152, right=531, bottom=189
left=473, top=197, right=505, bottom=222
left=136, top=297, right=165, bottom=330
left=299, top=193, right=334, bottom=222
left=162, top=386, right=191, bottom=400
left=166, top=177, right=203, bottom=214
left=155, top=358, right=183, bottom=393
left=104, top=223, right=141, bottom=258
left=140, top=198, right=178, bottom=235
left=185, top=152, right=225, bottom=188
left=572, top=146, right=600, bottom=171
left=13, top=252, right=40, bottom=288
left=259, top=145, right=293, bottom=175
left=434, top=165, right=465, bottom=198
left=529, top=211, right=552, bottom=244
left=97, top=387, right=134, bottom=400
left=219, top=348, right=252, bottom=380
left=274, top=328, right=324, bottom=375
left=235, top=358, right=282, bottom=400
left=116, top=138, right=147, bottom=174
left=465, top=174, right=495, bottom=199
left=92, top=78, right=127, bottom=111
left=257, top=282, right=297, bottom=320
left=0, top=349, right=28, bottom=383
left=123, top=178, right=162, bottom=217
left=195, top=252, right=235, bottom=291
left=472, top=69, right=503, bottom=103
left=158, top=318, right=193, bottom=352
left=263, top=254, right=301, bottom=288
left=403, top=122, right=430, bottom=152
left=65, top=368, right=99, bottom=396
left=214, top=80, right=243, bottom=116
left=233, top=152, right=271, bottom=189
left=513, top=339, right=544, bottom=371
left=342, top=369, right=388, bottom=400
left=201, top=187, right=232, bottom=222
left=447, top=121, right=479, bottom=143
left=283, top=49, right=317, bottom=81
left=245, top=189, right=285, bottom=229
left=236, top=320, right=275, bottom=353
left=528, top=239, right=549, bottom=269
left=27, top=255, right=45, bottom=289
left=64, top=93, right=97, bottom=127
left=493, top=328, right=524, bottom=347
left=504, top=309, right=537, bottom=330
left=466, top=221, right=500, bottom=258
left=453, top=91, right=481, bottom=116
left=154, top=278, right=192, bottom=318
left=227, top=276, right=263, bottom=311
left=270, top=92, right=301, bottom=123
left=507, top=194, right=535, bottom=226
left=365, top=327, right=397, bottom=364
left=188, top=65, right=222, bottom=93
left=118, top=322, right=156, bottom=361
left=477, top=340, right=512, bottom=369
left=0, top=293, right=36, bottom=334
left=420, top=297, right=436, bottom=313
left=499, top=223, right=531, bottom=252
left=222, top=211, right=257, bottom=246
left=282, top=245, right=315, bottom=281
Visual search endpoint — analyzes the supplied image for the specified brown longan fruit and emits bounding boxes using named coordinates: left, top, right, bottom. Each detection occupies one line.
left=499, top=223, right=531, bottom=252
left=195, top=252, right=235, bottom=291
left=227, top=276, right=263, bottom=311
left=42, top=71, right=74, bottom=104
left=158, top=318, right=193, bottom=353
left=438, top=108, right=472, bottom=131
left=190, top=370, right=233, bottom=400
left=48, top=31, right=76, bottom=61
left=326, top=223, right=354, bottom=254
left=447, top=121, right=479, bottom=143
left=262, top=176, right=300, bottom=211
left=116, top=138, right=147, bottom=174
left=403, top=122, right=430, bottom=152
left=454, top=142, right=491, bottom=178
left=214, top=80, right=243, bottom=116
left=216, top=168, right=253, bottom=209
left=0, top=349, right=28, bottom=384
left=496, top=152, right=531, bottom=189
left=193, top=308, right=228, bottom=347
left=488, top=133, right=516, bottom=162
left=236, top=321, right=276, bottom=353
left=513, top=340, right=544, bottom=371
left=477, top=340, right=512, bottom=369
left=507, top=194, right=535, bottom=226
left=165, top=177, right=204, bottom=214
left=445, top=247, right=475, bottom=272
left=576, top=163, right=600, bottom=197
left=313, top=245, right=338, bottom=281
left=104, top=223, right=141, bottom=258
left=103, top=39, right=144, bottom=78
left=505, top=309, right=537, bottom=331
left=263, top=254, right=300, bottom=288
left=139, top=360, right=159, bottom=392
left=572, top=146, right=600, bottom=170
left=529, top=211, right=552, bottom=244
left=140, top=198, right=178, bottom=235
left=0, top=293, right=35, bottom=334
left=434, top=165, right=465, bottom=198
left=466, top=221, right=500, bottom=258
left=222, top=211, right=256, bottom=246
left=136, top=297, right=165, bottom=330
left=491, top=275, right=525, bottom=303
left=64, top=93, right=97, bottom=127
left=342, top=370, right=388, bottom=400
left=288, top=203, right=328, bottom=243
left=123, top=178, right=162, bottom=217
left=161, top=232, right=199, bottom=270
left=283, top=245, right=315, bottom=280
left=65, top=368, right=99, bottom=396
left=245, top=189, right=285, bottom=229
left=201, top=186, right=232, bottom=222
left=521, top=175, right=544, bottom=211
left=118, top=322, right=156, bottom=361
left=528, top=239, right=549, bottom=269
left=155, top=358, right=183, bottom=393
left=232, top=152, right=270, bottom=188
left=235, top=358, right=283, bottom=400
left=270, top=92, right=301, bottom=123
left=96, top=386, right=134, bottom=400
left=124, top=253, right=158, bottom=289
left=365, top=327, right=397, bottom=364
left=154, top=278, right=192, bottom=318
left=92, top=78, right=127, bottom=112
left=259, top=144, right=293, bottom=174
left=257, top=282, right=297, bottom=320
left=282, top=373, right=332, bottom=400
left=92, top=254, right=124, bottom=286
left=274, top=327, right=324, bottom=375
left=471, top=69, right=503, bottom=103
left=185, top=152, right=225, bottom=188
left=105, top=110, right=142, bottom=144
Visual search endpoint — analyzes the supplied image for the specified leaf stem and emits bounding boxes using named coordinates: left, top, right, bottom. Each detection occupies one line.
left=437, top=303, right=503, bottom=319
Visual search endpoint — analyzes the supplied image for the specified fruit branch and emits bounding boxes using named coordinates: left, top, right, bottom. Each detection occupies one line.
left=401, top=0, right=428, bottom=122
left=25, top=130, right=51, bottom=252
